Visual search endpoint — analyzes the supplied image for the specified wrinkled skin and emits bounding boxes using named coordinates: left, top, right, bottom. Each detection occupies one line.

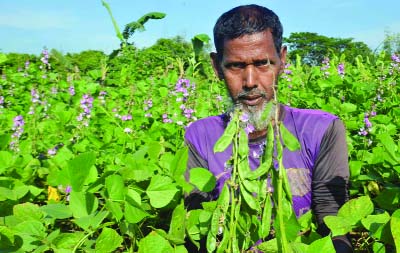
left=211, top=30, right=287, bottom=139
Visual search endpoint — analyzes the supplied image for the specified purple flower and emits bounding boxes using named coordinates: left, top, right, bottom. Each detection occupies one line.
left=145, top=113, right=152, bottom=118
left=239, top=113, right=249, bottom=123
left=337, top=63, right=345, bottom=77
left=364, top=117, right=372, bottom=128
left=121, top=114, right=132, bottom=121
left=25, top=60, right=30, bottom=69
left=99, top=91, right=107, bottom=96
left=124, top=127, right=132, bottom=133
left=0, top=96, right=4, bottom=105
left=68, top=86, right=75, bottom=96
left=244, top=123, right=255, bottom=134
left=391, top=54, right=400, bottom=63
left=31, top=89, right=40, bottom=103
left=358, top=128, right=368, bottom=136
left=216, top=95, right=223, bottom=101
left=13, top=115, right=25, bottom=128
left=48, top=148, right=57, bottom=156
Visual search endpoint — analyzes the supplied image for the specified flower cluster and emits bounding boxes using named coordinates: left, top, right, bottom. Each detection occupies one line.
left=0, top=95, right=4, bottom=110
left=337, top=63, right=345, bottom=78
left=77, top=94, right=94, bottom=127
left=58, top=185, right=72, bottom=202
left=320, top=57, right=330, bottom=78
left=68, top=86, right=75, bottom=96
left=98, top=91, right=107, bottom=105
left=40, top=48, right=50, bottom=70
left=239, top=112, right=255, bottom=135
left=144, top=99, right=153, bottom=117
left=174, top=78, right=194, bottom=100
left=389, top=53, right=400, bottom=75
left=281, top=63, right=293, bottom=88
left=162, top=113, right=173, bottom=123
left=47, top=143, right=64, bottom=157
left=10, top=115, right=25, bottom=152
left=358, top=112, right=374, bottom=136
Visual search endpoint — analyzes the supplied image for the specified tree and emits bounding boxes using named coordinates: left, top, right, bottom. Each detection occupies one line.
left=66, top=50, right=107, bottom=73
left=284, top=32, right=372, bottom=65
left=382, top=30, right=400, bottom=56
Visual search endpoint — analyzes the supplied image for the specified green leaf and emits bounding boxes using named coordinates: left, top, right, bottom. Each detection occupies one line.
left=69, top=191, right=98, bottom=218
left=307, top=236, right=335, bottom=253
left=377, top=132, right=400, bottom=164
left=372, top=241, right=386, bottom=253
left=0, top=151, right=13, bottom=174
left=158, top=87, right=169, bottom=97
left=138, top=231, right=174, bottom=253
left=189, top=167, right=216, bottom=192
left=168, top=202, right=186, bottom=243
left=361, top=212, right=391, bottom=240
left=280, top=123, right=301, bottom=151
left=40, top=204, right=73, bottom=219
left=14, top=220, right=46, bottom=238
left=124, top=201, right=149, bottom=224
left=390, top=209, right=400, bottom=252
left=337, top=195, right=374, bottom=225
left=170, top=146, right=188, bottom=178
left=95, top=227, right=123, bottom=252
left=101, top=0, right=125, bottom=43
left=75, top=211, right=109, bottom=231
left=13, top=202, right=43, bottom=221
left=339, top=103, right=357, bottom=113
left=106, top=200, right=123, bottom=221
left=146, top=175, right=179, bottom=208
left=52, top=232, right=85, bottom=250
left=105, top=174, right=125, bottom=201
left=257, top=238, right=279, bottom=252
left=68, top=152, right=96, bottom=192
left=324, top=216, right=353, bottom=237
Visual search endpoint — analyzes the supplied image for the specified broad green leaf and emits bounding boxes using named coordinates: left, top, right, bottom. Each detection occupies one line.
left=105, top=174, right=125, bottom=201
left=146, top=175, right=179, bottom=208
left=308, top=236, right=335, bottom=253
left=13, top=202, right=43, bottom=221
left=14, top=220, right=46, bottom=239
left=67, top=152, right=96, bottom=192
left=95, top=227, right=123, bottom=252
left=378, top=132, right=400, bottom=165
left=337, top=195, right=374, bottom=225
left=372, top=242, right=386, bottom=253
left=324, top=216, right=353, bottom=237
left=69, top=191, right=98, bottom=218
left=106, top=200, right=123, bottom=221
left=125, top=201, right=149, bottom=224
left=40, top=204, right=73, bottom=219
left=0, top=151, right=13, bottom=173
left=159, top=87, right=169, bottom=97
left=170, top=146, right=188, bottom=178
left=339, top=103, right=357, bottom=113
left=257, top=238, right=279, bottom=252
left=189, top=167, right=216, bottom=192
left=390, top=209, right=400, bottom=252
left=75, top=211, right=109, bottom=231
left=168, top=202, right=186, bottom=243
left=52, top=232, right=85, bottom=250
left=138, top=231, right=174, bottom=253
left=361, top=212, right=391, bottom=239
left=280, top=123, right=300, bottom=151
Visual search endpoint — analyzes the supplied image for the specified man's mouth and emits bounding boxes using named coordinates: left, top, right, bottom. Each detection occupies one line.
left=239, top=95, right=263, bottom=106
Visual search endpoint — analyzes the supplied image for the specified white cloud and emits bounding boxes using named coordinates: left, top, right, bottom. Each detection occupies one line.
left=0, top=9, right=77, bottom=30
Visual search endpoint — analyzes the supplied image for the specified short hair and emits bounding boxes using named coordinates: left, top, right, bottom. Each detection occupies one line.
left=213, top=4, right=283, bottom=58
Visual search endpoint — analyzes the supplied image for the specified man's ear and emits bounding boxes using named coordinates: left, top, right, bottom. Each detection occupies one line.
left=210, top=52, right=224, bottom=80
left=279, top=45, right=288, bottom=73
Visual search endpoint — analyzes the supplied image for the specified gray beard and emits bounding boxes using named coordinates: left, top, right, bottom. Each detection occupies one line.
left=229, top=99, right=277, bottom=131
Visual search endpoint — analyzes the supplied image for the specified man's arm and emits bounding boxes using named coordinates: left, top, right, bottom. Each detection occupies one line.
left=312, top=119, right=353, bottom=252
left=184, top=142, right=214, bottom=210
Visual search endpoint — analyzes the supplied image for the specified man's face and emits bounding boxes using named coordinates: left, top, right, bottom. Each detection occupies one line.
left=211, top=30, right=287, bottom=127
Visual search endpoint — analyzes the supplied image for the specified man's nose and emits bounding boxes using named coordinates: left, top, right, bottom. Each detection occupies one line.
left=243, top=64, right=258, bottom=89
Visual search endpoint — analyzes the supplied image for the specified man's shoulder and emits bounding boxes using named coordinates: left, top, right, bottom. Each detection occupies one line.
left=282, top=105, right=339, bottom=125
left=184, top=114, right=227, bottom=141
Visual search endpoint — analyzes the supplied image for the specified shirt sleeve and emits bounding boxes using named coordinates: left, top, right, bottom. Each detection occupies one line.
left=184, top=142, right=214, bottom=210
left=311, top=119, right=353, bottom=252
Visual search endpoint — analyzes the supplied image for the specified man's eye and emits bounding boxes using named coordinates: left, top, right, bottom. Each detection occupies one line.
left=226, top=63, right=246, bottom=70
left=254, top=60, right=271, bottom=67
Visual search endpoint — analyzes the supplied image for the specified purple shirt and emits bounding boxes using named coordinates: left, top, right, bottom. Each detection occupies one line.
left=185, top=105, right=339, bottom=217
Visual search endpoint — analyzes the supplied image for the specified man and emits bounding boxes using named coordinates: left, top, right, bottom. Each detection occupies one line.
left=184, top=4, right=352, bottom=252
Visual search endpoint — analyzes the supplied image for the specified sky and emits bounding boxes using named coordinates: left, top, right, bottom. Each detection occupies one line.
left=0, top=0, right=399, bottom=55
